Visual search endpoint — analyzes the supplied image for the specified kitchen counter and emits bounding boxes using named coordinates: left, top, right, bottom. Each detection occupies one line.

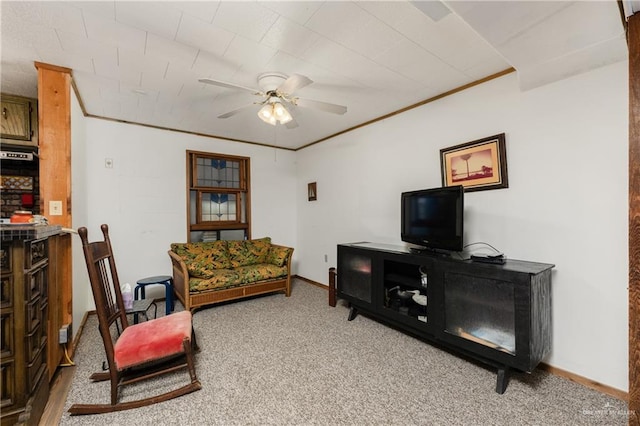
left=0, top=224, right=62, bottom=240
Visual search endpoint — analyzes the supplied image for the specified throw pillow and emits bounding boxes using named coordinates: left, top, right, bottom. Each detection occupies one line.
left=267, top=245, right=292, bottom=267
left=228, top=237, right=271, bottom=267
left=171, top=241, right=231, bottom=277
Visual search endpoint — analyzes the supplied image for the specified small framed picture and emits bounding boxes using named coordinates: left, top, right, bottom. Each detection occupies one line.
left=440, top=133, right=508, bottom=192
left=308, top=182, right=317, bottom=201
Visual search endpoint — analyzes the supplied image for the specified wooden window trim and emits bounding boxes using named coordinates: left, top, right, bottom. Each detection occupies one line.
left=186, top=150, right=251, bottom=242
left=195, top=190, right=242, bottom=226
left=189, top=150, right=248, bottom=191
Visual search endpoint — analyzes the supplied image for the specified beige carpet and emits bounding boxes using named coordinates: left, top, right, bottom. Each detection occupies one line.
left=60, top=279, right=628, bottom=425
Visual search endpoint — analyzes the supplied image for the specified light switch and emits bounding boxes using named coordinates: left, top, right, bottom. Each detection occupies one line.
left=49, top=200, right=63, bottom=216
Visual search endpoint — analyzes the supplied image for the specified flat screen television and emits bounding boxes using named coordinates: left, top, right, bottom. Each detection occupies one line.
left=401, top=185, right=464, bottom=253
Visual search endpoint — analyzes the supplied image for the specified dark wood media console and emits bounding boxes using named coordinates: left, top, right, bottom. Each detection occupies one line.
left=336, top=242, right=554, bottom=393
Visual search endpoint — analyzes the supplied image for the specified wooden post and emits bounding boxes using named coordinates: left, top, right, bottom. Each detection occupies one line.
left=35, top=62, right=72, bottom=227
left=35, top=62, right=73, bottom=379
left=329, top=267, right=337, bottom=307
left=629, top=12, right=640, bottom=426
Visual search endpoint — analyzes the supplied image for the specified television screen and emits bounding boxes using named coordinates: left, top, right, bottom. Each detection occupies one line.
left=401, top=185, right=464, bottom=252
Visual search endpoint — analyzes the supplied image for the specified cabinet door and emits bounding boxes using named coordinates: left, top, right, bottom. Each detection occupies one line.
left=0, top=276, right=16, bottom=410
left=1, top=96, right=32, bottom=141
left=442, top=272, right=517, bottom=356
left=1, top=358, right=16, bottom=411
left=337, top=247, right=373, bottom=305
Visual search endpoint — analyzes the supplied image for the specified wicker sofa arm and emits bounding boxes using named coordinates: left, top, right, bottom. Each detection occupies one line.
left=270, top=243, right=294, bottom=296
left=168, top=250, right=190, bottom=311
left=270, top=243, right=294, bottom=267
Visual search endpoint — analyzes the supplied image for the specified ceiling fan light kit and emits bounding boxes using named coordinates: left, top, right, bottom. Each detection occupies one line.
left=258, top=95, right=293, bottom=125
left=199, top=72, right=347, bottom=128
left=258, top=104, right=276, bottom=125
left=258, top=101, right=293, bottom=126
left=274, top=103, right=293, bottom=124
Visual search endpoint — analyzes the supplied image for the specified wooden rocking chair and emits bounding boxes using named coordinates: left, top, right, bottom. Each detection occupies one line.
left=69, top=224, right=201, bottom=415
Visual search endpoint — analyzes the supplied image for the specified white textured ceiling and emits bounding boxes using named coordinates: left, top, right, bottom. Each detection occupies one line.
left=0, top=1, right=628, bottom=150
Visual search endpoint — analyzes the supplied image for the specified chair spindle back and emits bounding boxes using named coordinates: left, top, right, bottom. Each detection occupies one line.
left=78, top=225, right=129, bottom=366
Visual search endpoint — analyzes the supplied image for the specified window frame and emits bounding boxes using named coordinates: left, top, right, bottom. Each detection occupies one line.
left=186, top=150, right=251, bottom=241
left=195, top=190, right=241, bottom=226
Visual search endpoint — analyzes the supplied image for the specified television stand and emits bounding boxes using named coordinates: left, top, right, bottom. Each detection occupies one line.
left=497, top=367, right=510, bottom=394
left=347, top=306, right=358, bottom=321
left=336, top=242, right=553, bottom=394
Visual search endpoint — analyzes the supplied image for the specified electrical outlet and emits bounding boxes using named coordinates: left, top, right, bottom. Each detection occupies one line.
left=105, top=158, right=113, bottom=168
left=324, top=254, right=328, bottom=263
left=58, top=323, right=72, bottom=344
left=49, top=200, right=63, bottom=216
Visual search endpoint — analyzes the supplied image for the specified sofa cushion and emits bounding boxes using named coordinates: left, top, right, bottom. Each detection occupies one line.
left=228, top=237, right=271, bottom=268
left=171, top=241, right=231, bottom=278
left=267, top=245, right=292, bottom=267
left=189, top=269, right=240, bottom=292
left=234, top=264, right=289, bottom=284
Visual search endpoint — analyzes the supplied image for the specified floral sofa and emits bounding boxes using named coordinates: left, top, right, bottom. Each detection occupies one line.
left=168, top=237, right=294, bottom=312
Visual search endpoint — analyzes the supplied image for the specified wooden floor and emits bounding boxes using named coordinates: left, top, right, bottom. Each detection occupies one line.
left=39, top=365, right=76, bottom=425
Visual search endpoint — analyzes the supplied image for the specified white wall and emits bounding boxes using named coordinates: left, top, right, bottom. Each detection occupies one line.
left=78, top=120, right=297, bottom=303
left=295, top=61, right=629, bottom=392
left=70, top=60, right=628, bottom=392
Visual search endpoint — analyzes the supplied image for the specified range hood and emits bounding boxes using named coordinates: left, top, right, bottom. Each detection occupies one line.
left=0, top=148, right=38, bottom=161
left=1, top=151, right=35, bottom=161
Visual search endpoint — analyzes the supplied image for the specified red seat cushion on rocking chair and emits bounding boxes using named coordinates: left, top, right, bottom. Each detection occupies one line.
left=114, top=311, right=193, bottom=370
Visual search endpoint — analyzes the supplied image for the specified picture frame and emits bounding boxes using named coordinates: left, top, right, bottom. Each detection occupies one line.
left=308, top=182, right=317, bottom=201
left=440, top=133, right=508, bottom=192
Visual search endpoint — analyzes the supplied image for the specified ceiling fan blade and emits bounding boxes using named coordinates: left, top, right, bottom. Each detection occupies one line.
left=295, top=98, right=347, bottom=115
left=285, top=118, right=299, bottom=129
left=218, top=104, right=257, bottom=119
left=277, top=74, right=313, bottom=95
left=199, top=78, right=261, bottom=95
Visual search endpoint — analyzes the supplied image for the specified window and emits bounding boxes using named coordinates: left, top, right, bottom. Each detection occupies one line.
left=187, top=150, right=251, bottom=242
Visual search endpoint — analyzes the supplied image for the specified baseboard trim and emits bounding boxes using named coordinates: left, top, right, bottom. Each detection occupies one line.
left=294, top=275, right=629, bottom=402
left=69, top=310, right=92, bottom=359
left=294, top=274, right=327, bottom=290
left=539, top=363, right=628, bottom=402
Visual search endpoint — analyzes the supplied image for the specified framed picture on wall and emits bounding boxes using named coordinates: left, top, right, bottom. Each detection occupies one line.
left=308, top=182, right=317, bottom=201
left=440, top=133, right=508, bottom=192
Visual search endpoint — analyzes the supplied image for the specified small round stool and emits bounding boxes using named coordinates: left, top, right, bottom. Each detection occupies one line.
left=135, top=275, right=174, bottom=316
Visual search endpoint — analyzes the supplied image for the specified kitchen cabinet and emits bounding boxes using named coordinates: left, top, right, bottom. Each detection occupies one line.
left=1, top=94, right=38, bottom=147
left=1, top=225, right=61, bottom=425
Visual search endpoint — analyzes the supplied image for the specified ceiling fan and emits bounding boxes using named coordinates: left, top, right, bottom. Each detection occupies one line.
left=198, top=72, right=347, bottom=128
